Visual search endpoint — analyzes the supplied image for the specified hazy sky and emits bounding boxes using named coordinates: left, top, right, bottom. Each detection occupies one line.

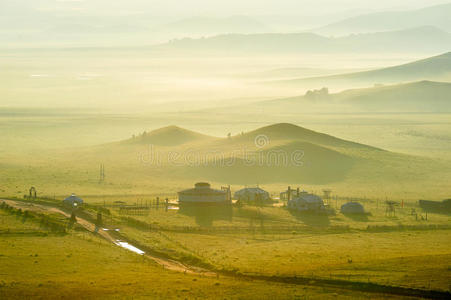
left=3, top=0, right=450, bottom=17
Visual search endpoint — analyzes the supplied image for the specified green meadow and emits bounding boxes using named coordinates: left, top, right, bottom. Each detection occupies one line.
left=2, top=2, right=451, bottom=298
left=3, top=209, right=370, bottom=300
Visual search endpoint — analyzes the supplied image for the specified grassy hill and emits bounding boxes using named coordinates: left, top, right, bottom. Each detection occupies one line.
left=124, top=125, right=215, bottom=146
left=274, top=52, right=451, bottom=89
left=261, top=81, right=451, bottom=112
left=4, top=123, right=449, bottom=200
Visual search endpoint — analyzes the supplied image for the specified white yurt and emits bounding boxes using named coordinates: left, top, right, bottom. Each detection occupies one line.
left=287, top=192, right=324, bottom=212
left=234, top=187, right=271, bottom=202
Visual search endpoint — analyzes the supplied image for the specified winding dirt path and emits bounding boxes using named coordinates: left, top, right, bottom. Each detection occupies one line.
left=1, top=199, right=215, bottom=276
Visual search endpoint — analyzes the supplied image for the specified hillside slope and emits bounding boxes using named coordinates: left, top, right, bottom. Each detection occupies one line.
left=262, top=81, right=451, bottom=112
left=4, top=123, right=450, bottom=199
left=275, top=52, right=451, bottom=89
left=124, top=125, right=215, bottom=146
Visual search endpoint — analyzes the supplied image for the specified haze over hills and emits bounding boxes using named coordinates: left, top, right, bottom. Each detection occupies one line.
left=260, top=81, right=451, bottom=113
left=154, top=16, right=270, bottom=37
left=2, top=0, right=450, bottom=49
left=154, top=27, right=451, bottom=56
left=274, top=52, right=451, bottom=89
left=125, top=125, right=215, bottom=146
left=82, top=123, right=448, bottom=188
left=229, top=123, right=378, bottom=150
left=315, top=2, right=451, bottom=36
left=335, top=81, right=451, bottom=112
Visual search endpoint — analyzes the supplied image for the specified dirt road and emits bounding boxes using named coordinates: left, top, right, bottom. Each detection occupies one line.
left=1, top=199, right=215, bottom=276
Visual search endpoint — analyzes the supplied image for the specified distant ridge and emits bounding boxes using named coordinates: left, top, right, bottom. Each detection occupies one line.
left=336, top=80, right=451, bottom=112
left=315, top=3, right=451, bottom=36
left=274, top=52, right=451, bottom=88
left=262, top=80, right=451, bottom=112
left=154, top=27, right=451, bottom=55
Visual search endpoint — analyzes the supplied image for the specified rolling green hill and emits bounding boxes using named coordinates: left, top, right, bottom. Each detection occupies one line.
left=1, top=123, right=449, bottom=199
left=124, top=125, right=215, bottom=146
left=228, top=123, right=379, bottom=150
left=55, top=124, right=451, bottom=194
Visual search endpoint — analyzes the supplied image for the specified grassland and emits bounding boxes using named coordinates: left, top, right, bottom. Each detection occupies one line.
left=85, top=197, right=451, bottom=294
left=1, top=117, right=450, bottom=201
left=1, top=51, right=450, bottom=299
left=1, top=201, right=420, bottom=299
left=1, top=113, right=450, bottom=298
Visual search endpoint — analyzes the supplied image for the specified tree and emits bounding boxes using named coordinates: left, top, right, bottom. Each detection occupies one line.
left=305, top=87, right=329, bottom=101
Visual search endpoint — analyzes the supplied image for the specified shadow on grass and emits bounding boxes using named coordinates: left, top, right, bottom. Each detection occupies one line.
left=288, top=210, right=330, bottom=227
left=342, top=213, right=369, bottom=222
left=178, top=204, right=233, bottom=227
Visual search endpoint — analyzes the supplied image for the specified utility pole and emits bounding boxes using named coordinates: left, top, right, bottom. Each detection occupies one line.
left=99, top=164, right=105, bottom=183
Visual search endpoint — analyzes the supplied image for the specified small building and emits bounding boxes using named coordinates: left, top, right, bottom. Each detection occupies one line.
left=63, top=193, right=84, bottom=207
left=341, top=202, right=365, bottom=214
left=178, top=182, right=230, bottom=204
left=287, top=191, right=325, bottom=212
left=234, top=187, right=271, bottom=203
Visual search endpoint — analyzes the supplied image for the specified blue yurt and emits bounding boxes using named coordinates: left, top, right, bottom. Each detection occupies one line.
left=63, top=193, right=84, bottom=207
left=341, top=202, right=365, bottom=214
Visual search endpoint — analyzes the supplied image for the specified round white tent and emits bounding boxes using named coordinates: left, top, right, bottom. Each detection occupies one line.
left=287, top=192, right=324, bottom=211
left=234, top=187, right=271, bottom=202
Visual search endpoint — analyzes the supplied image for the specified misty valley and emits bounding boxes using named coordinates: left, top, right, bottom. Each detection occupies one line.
left=1, top=1, right=451, bottom=299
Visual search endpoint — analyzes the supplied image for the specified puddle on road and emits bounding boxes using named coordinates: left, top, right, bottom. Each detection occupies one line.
left=103, top=228, right=120, bottom=231
left=115, top=240, right=145, bottom=255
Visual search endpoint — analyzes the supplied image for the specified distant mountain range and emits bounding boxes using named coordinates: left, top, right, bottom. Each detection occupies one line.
left=315, top=3, right=451, bottom=36
left=273, top=52, right=451, bottom=89
left=2, top=2, right=451, bottom=49
left=154, top=26, right=451, bottom=55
